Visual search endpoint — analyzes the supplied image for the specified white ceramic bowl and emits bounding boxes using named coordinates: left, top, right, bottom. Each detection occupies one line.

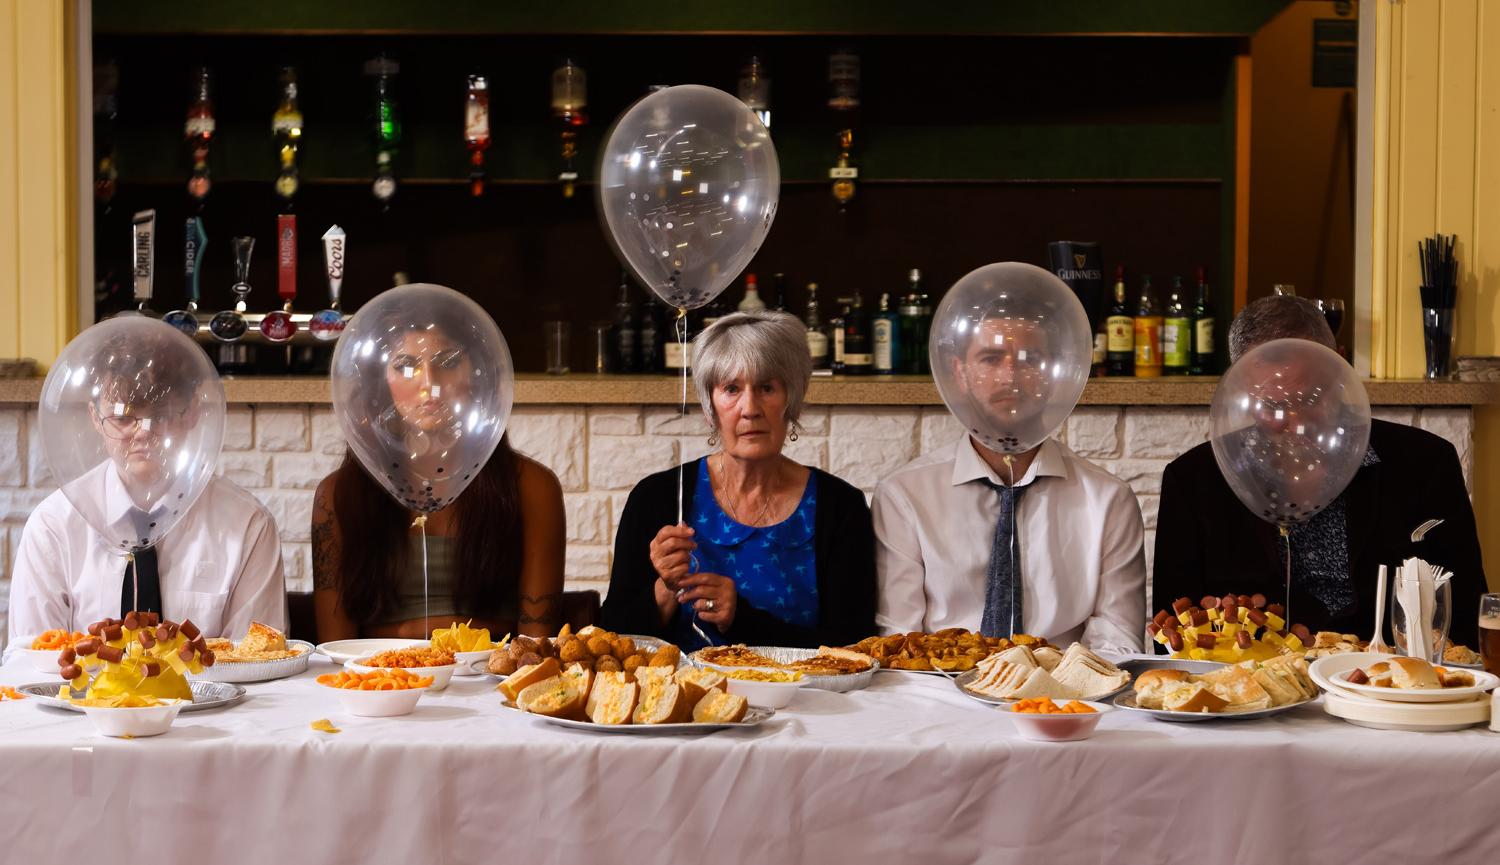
left=323, top=682, right=426, bottom=718
left=1006, top=700, right=1112, bottom=742
left=14, top=646, right=66, bottom=675
left=80, top=701, right=185, bottom=737
left=449, top=649, right=492, bottom=675
left=724, top=675, right=806, bottom=709
left=345, top=657, right=456, bottom=691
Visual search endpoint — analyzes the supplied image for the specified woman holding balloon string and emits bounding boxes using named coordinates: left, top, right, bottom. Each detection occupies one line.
left=8, top=319, right=287, bottom=652
left=871, top=263, right=1147, bottom=654
left=601, top=311, right=878, bottom=650
left=312, top=287, right=566, bottom=642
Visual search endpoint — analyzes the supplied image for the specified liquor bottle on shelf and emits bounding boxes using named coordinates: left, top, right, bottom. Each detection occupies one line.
left=1191, top=267, right=1215, bottom=376
left=1092, top=319, right=1108, bottom=378
left=873, top=292, right=901, bottom=375
left=899, top=269, right=931, bottom=375
left=771, top=273, right=788, bottom=313
left=465, top=74, right=491, bottom=197
left=184, top=66, right=215, bottom=203
left=366, top=56, right=401, bottom=206
left=828, top=50, right=860, bottom=208
left=1162, top=276, right=1191, bottom=377
left=829, top=296, right=851, bottom=373
left=638, top=294, right=665, bottom=374
left=1104, top=266, right=1134, bottom=376
left=738, top=55, right=771, bottom=130
left=94, top=60, right=119, bottom=209
left=804, top=282, right=830, bottom=370
left=1133, top=274, right=1163, bottom=378
left=552, top=58, right=588, bottom=198
left=843, top=294, right=872, bottom=375
left=271, top=67, right=303, bottom=205
left=738, top=273, right=765, bottom=313
left=701, top=294, right=731, bottom=332
left=609, top=270, right=638, bottom=373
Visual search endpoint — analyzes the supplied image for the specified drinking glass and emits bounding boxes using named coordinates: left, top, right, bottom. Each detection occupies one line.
left=545, top=321, right=570, bottom=375
left=1391, top=575, right=1452, bottom=663
left=1480, top=594, right=1500, bottom=676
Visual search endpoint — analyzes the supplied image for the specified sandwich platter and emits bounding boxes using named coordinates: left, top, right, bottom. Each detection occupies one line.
left=953, top=643, right=1135, bottom=706
left=498, top=700, right=775, bottom=734
left=18, top=680, right=247, bottom=713
left=1112, top=691, right=1316, bottom=722
left=953, top=667, right=1130, bottom=707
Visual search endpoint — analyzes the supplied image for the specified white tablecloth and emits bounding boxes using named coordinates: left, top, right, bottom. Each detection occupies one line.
left=1, top=656, right=1498, bottom=865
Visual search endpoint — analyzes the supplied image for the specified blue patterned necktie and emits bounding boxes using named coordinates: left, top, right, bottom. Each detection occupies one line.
left=980, top=481, right=1029, bottom=638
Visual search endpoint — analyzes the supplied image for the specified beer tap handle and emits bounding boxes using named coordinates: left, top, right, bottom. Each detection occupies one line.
left=184, top=216, right=206, bottom=308
left=131, top=210, right=156, bottom=311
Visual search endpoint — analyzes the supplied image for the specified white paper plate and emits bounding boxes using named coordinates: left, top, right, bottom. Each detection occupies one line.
left=1323, top=689, right=1490, bottom=731
left=18, top=680, right=246, bottom=712
left=315, top=639, right=428, bottom=666
left=188, top=640, right=314, bottom=683
left=499, top=700, right=773, bottom=734
left=1329, top=666, right=1499, bottom=703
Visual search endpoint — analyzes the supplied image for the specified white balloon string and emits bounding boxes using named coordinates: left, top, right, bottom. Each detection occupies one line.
left=413, top=514, right=430, bottom=640
left=1005, top=455, right=1017, bottom=638
left=1280, top=524, right=1292, bottom=624
left=128, top=552, right=137, bottom=615
left=675, top=307, right=688, bottom=528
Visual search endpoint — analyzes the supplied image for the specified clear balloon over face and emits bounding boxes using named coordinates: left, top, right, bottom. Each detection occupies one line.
left=38, top=317, right=226, bottom=554
left=330, top=284, right=514, bottom=514
left=1209, top=338, right=1371, bottom=528
left=930, top=262, right=1092, bottom=455
left=598, top=84, right=780, bottom=310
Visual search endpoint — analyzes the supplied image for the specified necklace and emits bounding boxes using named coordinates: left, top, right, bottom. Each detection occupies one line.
left=712, top=454, right=780, bottom=527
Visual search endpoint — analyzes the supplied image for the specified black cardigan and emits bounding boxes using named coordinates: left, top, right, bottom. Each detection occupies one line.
left=1153, top=419, right=1487, bottom=646
left=600, top=460, right=877, bottom=648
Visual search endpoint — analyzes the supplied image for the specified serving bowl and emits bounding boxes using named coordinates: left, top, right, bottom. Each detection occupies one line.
left=1006, top=700, right=1112, bottom=742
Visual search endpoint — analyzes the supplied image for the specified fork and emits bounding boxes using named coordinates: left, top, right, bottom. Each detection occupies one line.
left=1368, top=565, right=1392, bottom=655
left=1411, top=519, right=1444, bottom=543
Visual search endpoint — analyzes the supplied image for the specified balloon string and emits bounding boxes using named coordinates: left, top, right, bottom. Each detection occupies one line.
left=128, top=552, right=137, bottom=615
left=413, top=514, right=429, bottom=640
left=675, top=307, right=688, bottom=527
left=1279, top=524, right=1291, bottom=624
left=1008, top=455, right=1020, bottom=638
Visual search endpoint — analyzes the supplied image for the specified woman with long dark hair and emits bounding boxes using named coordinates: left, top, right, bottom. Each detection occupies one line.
left=311, top=313, right=565, bottom=641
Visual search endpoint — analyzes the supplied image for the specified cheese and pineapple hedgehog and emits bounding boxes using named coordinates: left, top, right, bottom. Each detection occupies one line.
left=55, top=612, right=216, bottom=702
left=1149, top=593, right=1315, bottom=663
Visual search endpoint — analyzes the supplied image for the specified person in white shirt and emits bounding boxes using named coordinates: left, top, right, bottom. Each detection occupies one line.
left=871, top=315, right=1146, bottom=653
left=6, top=348, right=285, bottom=656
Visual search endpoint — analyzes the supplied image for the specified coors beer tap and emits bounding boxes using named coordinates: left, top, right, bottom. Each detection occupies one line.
left=312, top=225, right=347, bottom=341
left=163, top=216, right=206, bottom=336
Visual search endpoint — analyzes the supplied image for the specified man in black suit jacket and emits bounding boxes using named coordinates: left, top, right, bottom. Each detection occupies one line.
left=1153, top=297, right=1486, bottom=646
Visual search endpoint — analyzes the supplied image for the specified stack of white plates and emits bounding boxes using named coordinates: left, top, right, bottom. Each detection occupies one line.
left=1308, top=652, right=1495, bottom=732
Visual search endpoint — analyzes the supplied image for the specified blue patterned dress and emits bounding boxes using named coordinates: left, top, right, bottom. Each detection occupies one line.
left=670, top=458, right=820, bottom=649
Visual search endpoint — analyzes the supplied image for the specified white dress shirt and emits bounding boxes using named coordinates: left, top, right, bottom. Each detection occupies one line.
left=6, top=468, right=286, bottom=656
left=871, top=434, right=1146, bottom=653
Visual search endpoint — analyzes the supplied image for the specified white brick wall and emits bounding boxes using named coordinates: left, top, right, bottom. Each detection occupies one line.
left=0, top=402, right=1477, bottom=645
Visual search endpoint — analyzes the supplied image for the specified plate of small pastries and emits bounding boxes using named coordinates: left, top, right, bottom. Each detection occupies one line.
left=691, top=645, right=877, bottom=692
left=198, top=622, right=312, bottom=683
left=481, top=626, right=682, bottom=680
left=954, top=644, right=1132, bottom=705
left=496, top=656, right=774, bottom=733
left=1327, top=656, right=1497, bottom=703
left=847, top=630, right=1048, bottom=675
left=1113, top=654, right=1320, bottom=721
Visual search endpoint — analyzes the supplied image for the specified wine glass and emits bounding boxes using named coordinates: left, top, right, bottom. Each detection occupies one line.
left=1318, top=299, right=1345, bottom=341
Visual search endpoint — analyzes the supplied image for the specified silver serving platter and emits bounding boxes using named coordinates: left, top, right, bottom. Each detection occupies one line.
left=1113, top=691, right=1317, bottom=722
left=499, top=700, right=774, bottom=734
left=690, top=645, right=876, bottom=692
left=952, top=665, right=1131, bottom=707
left=188, top=640, right=314, bottom=683
left=18, top=680, right=248, bottom=713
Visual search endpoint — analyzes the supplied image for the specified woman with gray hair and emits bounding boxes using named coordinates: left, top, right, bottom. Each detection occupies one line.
left=601, top=311, right=877, bottom=649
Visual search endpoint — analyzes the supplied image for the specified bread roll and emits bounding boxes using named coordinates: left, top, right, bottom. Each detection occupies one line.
left=692, top=690, right=749, bottom=723
left=1132, top=669, right=1191, bottom=709
left=1163, top=683, right=1229, bottom=713
left=1389, top=657, right=1441, bottom=689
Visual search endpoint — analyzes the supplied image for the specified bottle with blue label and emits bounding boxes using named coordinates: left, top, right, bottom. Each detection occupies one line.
left=873, top=291, right=901, bottom=374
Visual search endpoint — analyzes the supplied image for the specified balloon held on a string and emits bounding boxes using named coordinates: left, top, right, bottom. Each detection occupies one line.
left=38, top=317, right=226, bottom=556
left=597, top=84, right=780, bottom=311
left=928, top=262, right=1093, bottom=456
left=329, top=283, right=515, bottom=514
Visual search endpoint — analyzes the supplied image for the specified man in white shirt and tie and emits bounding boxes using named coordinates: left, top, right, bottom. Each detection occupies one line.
left=6, top=336, right=286, bottom=655
left=871, top=314, right=1146, bottom=653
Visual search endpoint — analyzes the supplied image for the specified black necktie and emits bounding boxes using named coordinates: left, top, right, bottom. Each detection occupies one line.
left=122, top=546, right=162, bottom=617
left=980, top=480, right=1029, bottom=638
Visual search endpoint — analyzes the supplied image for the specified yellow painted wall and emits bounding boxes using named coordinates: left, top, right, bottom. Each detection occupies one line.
left=1370, top=0, right=1500, bottom=585
left=0, top=0, right=75, bottom=368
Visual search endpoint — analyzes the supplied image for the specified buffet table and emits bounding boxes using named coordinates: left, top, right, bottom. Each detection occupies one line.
left=0, top=655, right=1497, bottom=864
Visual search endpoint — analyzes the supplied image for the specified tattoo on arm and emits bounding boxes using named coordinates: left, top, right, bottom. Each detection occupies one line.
left=519, top=591, right=563, bottom=626
left=311, top=495, right=340, bottom=591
